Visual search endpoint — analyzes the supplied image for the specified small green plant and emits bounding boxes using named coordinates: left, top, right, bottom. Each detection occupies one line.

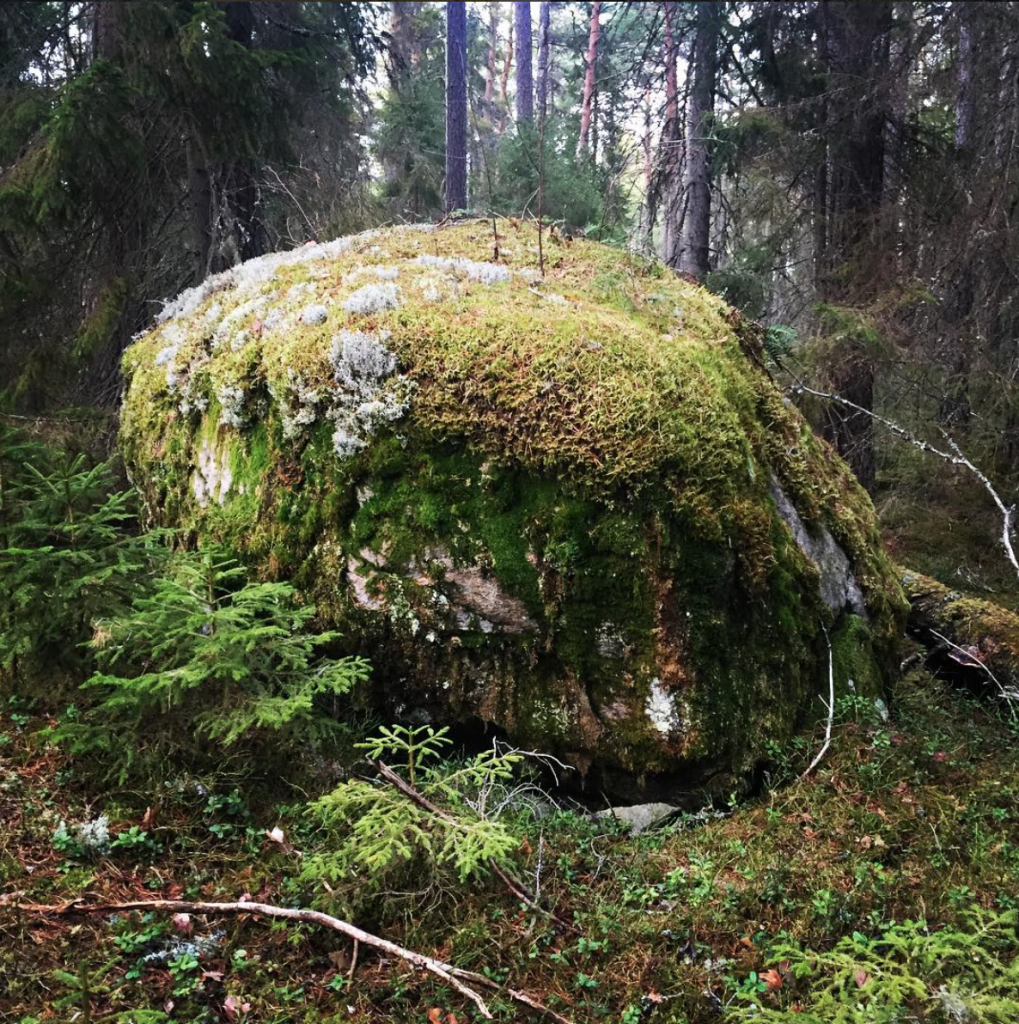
left=729, top=910, right=1019, bottom=1023
left=110, top=825, right=161, bottom=858
left=0, top=436, right=158, bottom=686
left=58, top=547, right=370, bottom=777
left=303, top=724, right=523, bottom=892
left=168, top=951, right=200, bottom=996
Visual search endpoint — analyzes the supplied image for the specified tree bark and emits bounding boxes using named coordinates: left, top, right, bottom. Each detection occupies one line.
left=660, top=0, right=683, bottom=264
left=816, top=0, right=893, bottom=493
left=485, top=2, right=498, bottom=104
left=500, top=10, right=513, bottom=109
left=445, top=1, right=468, bottom=213
left=576, top=1, right=601, bottom=157
left=389, top=1, right=422, bottom=88
left=536, top=2, right=551, bottom=124
left=514, top=1, right=533, bottom=124
left=674, top=1, right=718, bottom=278
left=186, top=135, right=213, bottom=283
left=92, top=0, right=121, bottom=61
left=955, top=1, right=977, bottom=151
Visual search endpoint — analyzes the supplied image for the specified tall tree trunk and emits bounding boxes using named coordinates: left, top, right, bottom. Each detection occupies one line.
left=485, top=2, right=498, bottom=104
left=882, top=2, right=910, bottom=243
left=212, top=1, right=264, bottom=269
left=577, top=1, right=601, bottom=157
left=955, top=1, right=977, bottom=151
left=445, top=1, right=468, bottom=213
left=673, top=1, right=718, bottom=278
left=389, top=1, right=422, bottom=87
left=817, top=0, right=893, bottom=493
left=514, top=2, right=533, bottom=124
left=187, top=135, right=213, bottom=283
left=500, top=11, right=513, bottom=110
left=536, top=2, right=551, bottom=124
left=92, top=0, right=121, bottom=61
left=660, top=1, right=682, bottom=264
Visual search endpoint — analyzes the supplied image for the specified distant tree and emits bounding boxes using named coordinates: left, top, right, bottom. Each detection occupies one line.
left=445, top=1, right=468, bottom=212
left=514, top=1, right=533, bottom=123
left=485, top=2, right=498, bottom=104
left=536, top=2, right=551, bottom=125
left=671, top=1, right=718, bottom=278
left=660, top=0, right=682, bottom=263
left=577, top=1, right=601, bottom=157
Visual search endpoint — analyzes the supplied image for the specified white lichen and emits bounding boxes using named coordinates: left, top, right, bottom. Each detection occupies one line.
left=327, top=329, right=413, bottom=458
left=301, top=303, right=329, bottom=325
left=342, top=282, right=401, bottom=316
left=216, top=384, right=246, bottom=429
left=193, top=438, right=233, bottom=507
left=373, top=266, right=400, bottom=280
left=413, top=254, right=512, bottom=285
left=645, top=679, right=682, bottom=737
left=155, top=224, right=434, bottom=324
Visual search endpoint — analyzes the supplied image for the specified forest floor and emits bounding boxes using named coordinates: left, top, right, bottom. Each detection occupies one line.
left=3, top=663, right=1019, bottom=1024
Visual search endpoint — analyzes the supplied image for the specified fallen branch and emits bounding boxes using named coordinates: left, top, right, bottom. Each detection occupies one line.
left=15, top=898, right=574, bottom=1024
left=801, top=625, right=835, bottom=778
left=375, top=761, right=581, bottom=935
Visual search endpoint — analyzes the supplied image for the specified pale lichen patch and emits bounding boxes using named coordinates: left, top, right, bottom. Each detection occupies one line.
left=645, top=679, right=683, bottom=737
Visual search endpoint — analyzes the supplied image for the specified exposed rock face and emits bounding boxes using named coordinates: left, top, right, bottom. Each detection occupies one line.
left=119, top=220, right=906, bottom=801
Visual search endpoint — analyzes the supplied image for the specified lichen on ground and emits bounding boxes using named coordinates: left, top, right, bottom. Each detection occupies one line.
left=119, top=219, right=906, bottom=792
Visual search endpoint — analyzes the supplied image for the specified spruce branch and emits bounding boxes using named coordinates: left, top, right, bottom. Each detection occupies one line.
left=375, top=760, right=581, bottom=935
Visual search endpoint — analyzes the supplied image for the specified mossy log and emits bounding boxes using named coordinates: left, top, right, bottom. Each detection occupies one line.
left=901, top=569, right=1019, bottom=700
left=118, top=219, right=906, bottom=800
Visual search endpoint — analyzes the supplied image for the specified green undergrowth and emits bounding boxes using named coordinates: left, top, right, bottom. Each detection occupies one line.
left=3, top=668, right=1019, bottom=1023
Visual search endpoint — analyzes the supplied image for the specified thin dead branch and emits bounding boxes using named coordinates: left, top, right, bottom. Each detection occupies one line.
left=15, top=898, right=574, bottom=1024
left=801, top=625, right=835, bottom=778
left=374, top=761, right=582, bottom=935
left=785, top=369, right=1019, bottom=585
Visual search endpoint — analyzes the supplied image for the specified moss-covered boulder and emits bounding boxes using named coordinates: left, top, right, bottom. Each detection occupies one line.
left=120, top=220, right=905, bottom=800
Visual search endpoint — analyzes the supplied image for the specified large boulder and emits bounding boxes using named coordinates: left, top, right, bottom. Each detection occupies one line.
left=120, top=220, right=905, bottom=800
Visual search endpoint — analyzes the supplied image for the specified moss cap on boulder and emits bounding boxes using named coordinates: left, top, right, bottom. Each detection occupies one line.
left=120, top=219, right=906, bottom=801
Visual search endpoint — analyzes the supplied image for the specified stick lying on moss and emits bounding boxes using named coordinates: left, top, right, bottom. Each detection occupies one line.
left=16, top=898, right=574, bottom=1024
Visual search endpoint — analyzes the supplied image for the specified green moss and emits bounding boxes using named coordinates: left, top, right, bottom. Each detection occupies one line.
left=831, top=613, right=884, bottom=699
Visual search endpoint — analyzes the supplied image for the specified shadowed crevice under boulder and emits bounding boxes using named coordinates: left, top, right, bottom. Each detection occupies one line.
left=118, top=219, right=906, bottom=801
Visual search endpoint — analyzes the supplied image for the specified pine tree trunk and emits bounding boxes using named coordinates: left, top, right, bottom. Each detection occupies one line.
left=956, top=1, right=977, bottom=151
left=674, top=1, right=718, bottom=278
left=485, top=2, right=498, bottom=104
left=817, top=0, right=893, bottom=493
left=536, top=2, right=551, bottom=124
left=577, top=1, right=601, bottom=157
left=500, top=12, right=513, bottom=110
left=187, top=137, right=213, bottom=283
left=213, top=1, right=264, bottom=268
left=660, top=1, right=682, bottom=264
left=445, top=1, right=468, bottom=213
left=389, top=1, right=421, bottom=87
left=514, top=2, right=533, bottom=124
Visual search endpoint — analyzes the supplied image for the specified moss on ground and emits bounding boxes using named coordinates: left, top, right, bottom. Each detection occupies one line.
left=118, top=219, right=906, bottom=790
left=3, top=670, right=1019, bottom=1023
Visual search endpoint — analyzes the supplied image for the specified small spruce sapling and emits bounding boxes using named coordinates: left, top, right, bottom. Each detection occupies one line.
left=303, top=724, right=523, bottom=891
left=60, top=547, right=370, bottom=776
left=0, top=436, right=160, bottom=684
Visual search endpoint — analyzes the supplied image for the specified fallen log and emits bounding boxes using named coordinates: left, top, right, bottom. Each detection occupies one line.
left=900, top=569, right=1019, bottom=706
